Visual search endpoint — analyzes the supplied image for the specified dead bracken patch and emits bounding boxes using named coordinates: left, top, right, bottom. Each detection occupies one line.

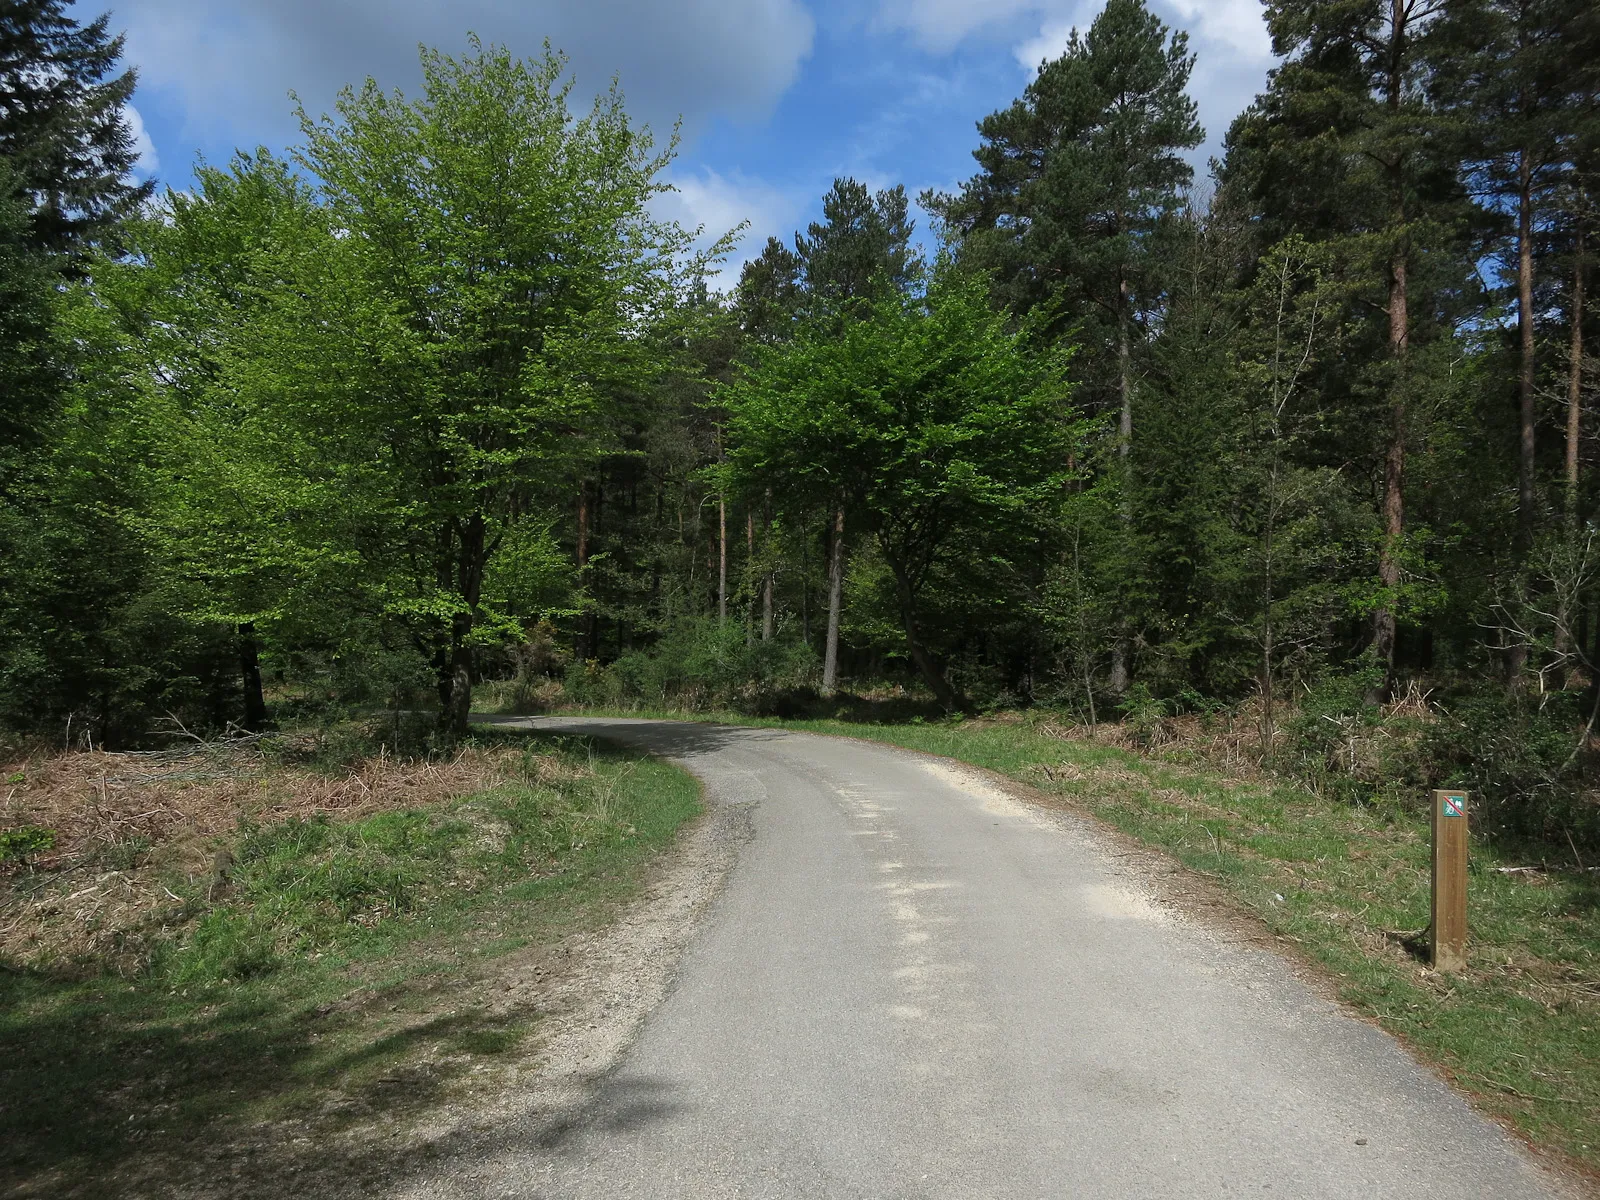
left=0, top=737, right=563, bottom=972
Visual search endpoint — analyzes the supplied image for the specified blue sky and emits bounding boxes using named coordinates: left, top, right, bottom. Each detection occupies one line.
left=94, top=0, right=1277, bottom=288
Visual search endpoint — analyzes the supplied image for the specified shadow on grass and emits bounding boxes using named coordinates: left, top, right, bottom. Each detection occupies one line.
left=0, top=960, right=535, bottom=1192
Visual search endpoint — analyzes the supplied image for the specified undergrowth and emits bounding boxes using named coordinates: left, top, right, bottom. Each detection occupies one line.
left=0, top=728, right=699, bottom=1195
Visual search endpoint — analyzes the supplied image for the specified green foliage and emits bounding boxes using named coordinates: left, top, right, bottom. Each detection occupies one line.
left=1424, top=690, right=1598, bottom=846
left=723, top=262, right=1082, bottom=708
left=927, top=0, right=1202, bottom=353
left=0, top=825, right=54, bottom=863
left=1115, top=683, right=1167, bottom=746
left=567, top=618, right=817, bottom=713
left=0, top=0, right=154, bottom=255
left=162, top=743, right=673, bottom=986
left=3, top=6, right=1599, bottom=858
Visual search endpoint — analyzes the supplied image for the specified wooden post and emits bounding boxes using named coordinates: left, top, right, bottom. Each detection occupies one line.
left=1431, top=789, right=1469, bottom=972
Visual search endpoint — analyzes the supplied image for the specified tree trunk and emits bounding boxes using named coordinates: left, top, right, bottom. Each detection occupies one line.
left=888, top=556, right=969, bottom=714
left=1261, top=466, right=1276, bottom=747
left=1500, top=129, right=1538, bottom=687
left=575, top=482, right=591, bottom=661
left=1371, top=250, right=1408, bottom=702
left=1569, top=232, right=1585, bottom=523
left=718, top=493, right=728, bottom=626
left=1370, top=8, right=1409, bottom=703
left=1557, top=233, right=1586, bottom=678
left=1108, top=267, right=1133, bottom=698
left=1517, top=147, right=1538, bottom=551
left=445, top=610, right=473, bottom=738
left=822, top=506, right=845, bottom=694
left=443, top=516, right=486, bottom=740
left=239, top=622, right=267, bottom=732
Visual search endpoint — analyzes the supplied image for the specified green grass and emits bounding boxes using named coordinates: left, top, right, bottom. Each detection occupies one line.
left=596, top=707, right=1600, bottom=1174
left=0, top=730, right=700, bottom=1193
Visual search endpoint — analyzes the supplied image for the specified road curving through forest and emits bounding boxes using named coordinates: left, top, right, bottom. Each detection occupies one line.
left=405, top=717, right=1577, bottom=1199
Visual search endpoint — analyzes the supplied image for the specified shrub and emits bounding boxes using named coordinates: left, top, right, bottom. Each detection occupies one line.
left=565, top=618, right=818, bottom=713
left=1422, top=688, right=1599, bottom=848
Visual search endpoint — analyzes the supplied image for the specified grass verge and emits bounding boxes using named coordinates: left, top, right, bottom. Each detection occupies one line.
left=591, top=706, right=1599, bottom=1177
left=0, top=727, right=699, bottom=1195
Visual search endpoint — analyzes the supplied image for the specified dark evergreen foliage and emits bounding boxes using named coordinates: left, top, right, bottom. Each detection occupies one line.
left=0, top=0, right=152, bottom=255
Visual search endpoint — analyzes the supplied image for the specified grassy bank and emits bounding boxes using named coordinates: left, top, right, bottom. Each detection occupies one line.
left=599, top=707, right=1599, bottom=1177
left=0, top=727, right=699, bottom=1194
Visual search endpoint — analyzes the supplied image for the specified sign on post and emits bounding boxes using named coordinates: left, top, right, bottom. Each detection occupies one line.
left=1431, top=789, right=1468, bottom=972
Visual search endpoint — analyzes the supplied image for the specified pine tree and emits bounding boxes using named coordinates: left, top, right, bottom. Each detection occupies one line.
left=1428, top=0, right=1595, bottom=553
left=929, top=0, right=1201, bottom=695
left=1223, top=0, right=1466, bottom=698
left=0, top=0, right=153, bottom=255
left=795, top=178, right=916, bottom=313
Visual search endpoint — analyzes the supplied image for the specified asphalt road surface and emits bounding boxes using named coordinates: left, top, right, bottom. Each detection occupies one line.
left=479, top=718, right=1567, bottom=1199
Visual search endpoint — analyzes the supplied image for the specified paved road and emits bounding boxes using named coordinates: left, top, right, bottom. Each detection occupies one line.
left=483, top=718, right=1566, bottom=1198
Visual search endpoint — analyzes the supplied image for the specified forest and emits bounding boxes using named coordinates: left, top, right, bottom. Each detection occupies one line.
left=3, top=0, right=1600, bottom=851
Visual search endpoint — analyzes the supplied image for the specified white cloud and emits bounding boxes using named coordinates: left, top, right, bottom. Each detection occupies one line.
left=124, top=103, right=159, bottom=175
left=1013, top=9, right=1096, bottom=70
left=880, top=0, right=1272, bottom=65
left=653, top=168, right=810, bottom=293
left=111, top=0, right=814, bottom=149
left=875, top=0, right=1041, bottom=53
left=877, top=0, right=1276, bottom=171
left=1164, top=0, right=1273, bottom=61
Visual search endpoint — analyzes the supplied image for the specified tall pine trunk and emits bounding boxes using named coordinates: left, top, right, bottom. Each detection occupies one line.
left=1108, top=267, right=1133, bottom=697
left=1557, top=236, right=1586, bottom=676
left=1517, top=146, right=1538, bottom=550
left=823, top=506, right=845, bottom=694
left=1370, top=0, right=1409, bottom=704
left=1506, top=146, right=1538, bottom=686
left=1568, top=233, right=1585, bottom=523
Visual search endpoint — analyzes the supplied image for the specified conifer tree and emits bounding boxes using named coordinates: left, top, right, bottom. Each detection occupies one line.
left=1428, top=0, right=1595, bottom=553
left=929, top=0, right=1201, bottom=695
left=1223, top=0, right=1463, bottom=698
left=0, top=0, right=152, bottom=255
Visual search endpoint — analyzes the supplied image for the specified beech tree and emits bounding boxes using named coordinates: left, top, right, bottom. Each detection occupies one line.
left=722, top=266, right=1080, bottom=711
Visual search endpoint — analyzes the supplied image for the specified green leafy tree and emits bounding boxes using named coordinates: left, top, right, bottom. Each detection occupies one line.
left=288, top=40, right=705, bottom=736
left=735, top=177, right=919, bottom=692
left=723, top=266, right=1080, bottom=711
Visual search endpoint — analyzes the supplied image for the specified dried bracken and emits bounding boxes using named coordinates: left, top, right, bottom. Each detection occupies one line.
left=0, top=735, right=568, bottom=972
